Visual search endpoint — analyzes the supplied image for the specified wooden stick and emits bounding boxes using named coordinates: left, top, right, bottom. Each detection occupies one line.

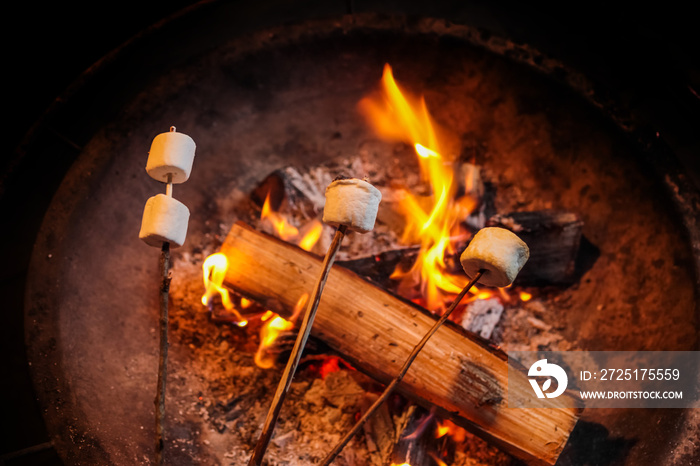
left=221, top=223, right=580, bottom=466
left=155, top=242, right=171, bottom=465
left=320, top=271, right=483, bottom=465
left=248, top=225, right=348, bottom=466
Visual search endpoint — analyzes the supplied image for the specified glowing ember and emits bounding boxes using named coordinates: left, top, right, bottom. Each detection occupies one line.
left=359, top=64, right=478, bottom=312
left=319, top=355, right=342, bottom=379
left=520, top=291, right=533, bottom=302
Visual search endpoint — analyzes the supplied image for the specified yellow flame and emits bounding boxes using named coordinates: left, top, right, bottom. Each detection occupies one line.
left=261, top=192, right=299, bottom=240
left=520, top=291, right=533, bottom=302
left=201, top=253, right=246, bottom=323
left=201, top=186, right=322, bottom=368
left=361, top=64, right=476, bottom=311
left=435, top=420, right=468, bottom=443
left=298, top=220, right=324, bottom=252
left=260, top=191, right=323, bottom=252
left=254, top=293, right=309, bottom=369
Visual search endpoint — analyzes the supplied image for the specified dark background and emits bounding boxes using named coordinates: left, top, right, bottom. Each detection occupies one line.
left=3, top=1, right=698, bottom=464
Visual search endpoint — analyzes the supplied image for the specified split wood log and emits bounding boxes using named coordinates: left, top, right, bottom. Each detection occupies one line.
left=488, top=210, right=584, bottom=286
left=220, top=222, right=581, bottom=466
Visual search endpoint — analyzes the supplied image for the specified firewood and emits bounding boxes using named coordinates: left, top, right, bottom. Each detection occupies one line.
left=220, top=222, right=580, bottom=466
left=251, top=165, right=330, bottom=221
left=360, top=392, right=395, bottom=464
left=488, top=210, right=584, bottom=286
left=336, top=247, right=420, bottom=288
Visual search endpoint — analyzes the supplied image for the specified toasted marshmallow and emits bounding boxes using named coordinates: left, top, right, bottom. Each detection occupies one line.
left=323, top=178, right=381, bottom=233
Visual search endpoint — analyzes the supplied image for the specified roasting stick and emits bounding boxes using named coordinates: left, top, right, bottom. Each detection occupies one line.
left=139, top=127, right=196, bottom=465
left=249, top=178, right=382, bottom=466
left=155, top=239, right=170, bottom=465
left=320, top=227, right=529, bottom=465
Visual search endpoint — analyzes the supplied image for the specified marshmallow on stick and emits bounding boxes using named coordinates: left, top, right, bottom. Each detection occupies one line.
left=139, top=126, right=196, bottom=466
left=323, top=178, right=382, bottom=233
left=140, top=127, right=195, bottom=248
left=249, top=177, right=381, bottom=466
left=460, top=227, right=530, bottom=287
left=139, top=194, right=190, bottom=248
left=146, top=129, right=196, bottom=184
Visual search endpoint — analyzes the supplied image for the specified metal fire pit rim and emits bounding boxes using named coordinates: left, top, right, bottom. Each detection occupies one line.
left=18, top=6, right=700, bottom=466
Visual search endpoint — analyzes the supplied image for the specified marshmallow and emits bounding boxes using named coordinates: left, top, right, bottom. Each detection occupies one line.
left=460, top=227, right=529, bottom=287
left=323, top=178, right=382, bottom=233
left=139, top=194, right=190, bottom=248
left=146, top=130, right=196, bottom=184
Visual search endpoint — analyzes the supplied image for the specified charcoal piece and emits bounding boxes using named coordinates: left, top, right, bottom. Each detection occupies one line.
left=488, top=210, right=585, bottom=286
left=336, top=247, right=420, bottom=287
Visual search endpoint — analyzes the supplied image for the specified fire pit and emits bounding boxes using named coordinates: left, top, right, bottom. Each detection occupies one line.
left=5, top=2, right=699, bottom=466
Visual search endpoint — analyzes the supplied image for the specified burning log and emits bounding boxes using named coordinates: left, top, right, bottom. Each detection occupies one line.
left=220, top=222, right=580, bottom=466
left=251, top=165, right=331, bottom=221
left=488, top=210, right=584, bottom=286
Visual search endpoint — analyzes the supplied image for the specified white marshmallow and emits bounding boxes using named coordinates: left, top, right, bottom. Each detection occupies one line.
left=460, top=227, right=529, bottom=287
left=146, top=130, right=196, bottom=184
left=323, top=178, right=382, bottom=233
left=139, top=194, right=190, bottom=248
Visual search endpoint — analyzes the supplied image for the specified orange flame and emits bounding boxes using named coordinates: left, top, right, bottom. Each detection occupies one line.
left=298, top=220, right=324, bottom=252
left=360, top=64, right=477, bottom=311
left=202, top=253, right=247, bottom=325
left=201, top=186, right=324, bottom=366
left=260, top=191, right=323, bottom=252
left=436, top=423, right=450, bottom=438
left=255, top=293, right=308, bottom=369
left=435, top=420, right=468, bottom=443
left=261, top=192, right=299, bottom=240
left=201, top=252, right=311, bottom=368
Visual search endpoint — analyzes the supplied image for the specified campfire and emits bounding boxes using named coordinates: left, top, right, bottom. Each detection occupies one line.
left=189, top=64, right=581, bottom=465
left=19, top=10, right=699, bottom=466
